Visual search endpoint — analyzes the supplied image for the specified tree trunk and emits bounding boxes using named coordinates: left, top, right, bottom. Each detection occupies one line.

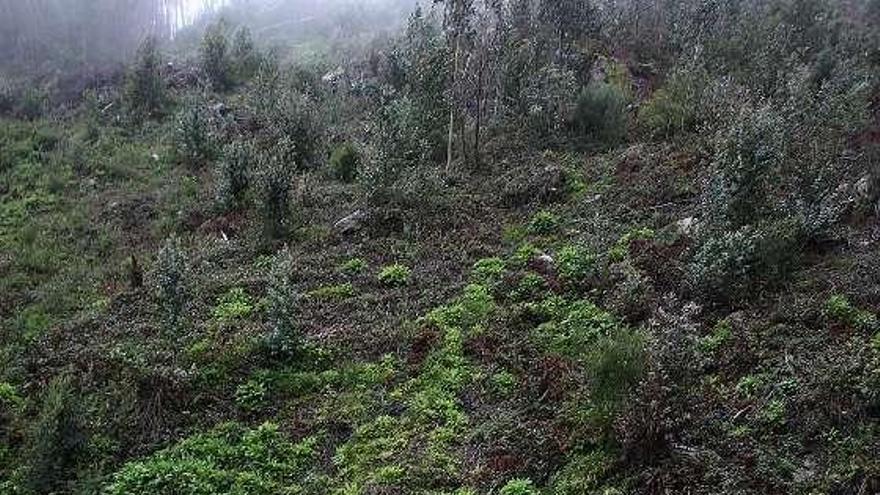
left=446, top=31, right=460, bottom=172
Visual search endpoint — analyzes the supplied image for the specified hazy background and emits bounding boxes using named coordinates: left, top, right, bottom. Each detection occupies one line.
left=0, top=0, right=417, bottom=75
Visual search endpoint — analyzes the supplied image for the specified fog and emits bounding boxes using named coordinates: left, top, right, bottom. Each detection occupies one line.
left=0, top=0, right=417, bottom=74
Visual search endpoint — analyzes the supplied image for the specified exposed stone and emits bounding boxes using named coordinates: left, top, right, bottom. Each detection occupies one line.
left=334, top=209, right=368, bottom=234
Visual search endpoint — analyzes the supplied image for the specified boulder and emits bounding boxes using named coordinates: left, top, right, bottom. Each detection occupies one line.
left=334, top=209, right=368, bottom=235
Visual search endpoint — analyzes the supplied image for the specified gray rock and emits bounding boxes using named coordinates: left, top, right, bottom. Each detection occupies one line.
left=334, top=209, right=368, bottom=234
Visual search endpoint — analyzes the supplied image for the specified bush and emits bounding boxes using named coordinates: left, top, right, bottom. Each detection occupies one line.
left=255, top=143, right=293, bottom=241
left=200, top=21, right=232, bottom=91
left=106, top=422, right=318, bottom=495
left=125, top=37, right=165, bottom=118
left=378, top=264, right=412, bottom=287
left=500, top=478, right=539, bottom=495
left=214, top=141, right=252, bottom=211
left=688, top=219, right=805, bottom=303
left=556, top=245, right=596, bottom=284
left=265, top=250, right=298, bottom=357
left=174, top=99, right=217, bottom=167
left=21, top=375, right=85, bottom=494
left=520, top=64, right=578, bottom=146
left=330, top=143, right=359, bottom=183
left=231, top=26, right=260, bottom=82
left=571, top=82, right=628, bottom=150
left=155, top=236, right=187, bottom=332
left=639, top=67, right=706, bottom=139
left=824, top=295, right=878, bottom=331
left=527, top=210, right=560, bottom=235
left=213, top=287, right=253, bottom=322
left=339, top=258, right=368, bottom=275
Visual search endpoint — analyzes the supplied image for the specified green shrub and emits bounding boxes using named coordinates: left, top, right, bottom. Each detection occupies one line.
left=571, top=82, right=628, bottom=150
left=21, top=375, right=85, bottom=494
left=534, top=300, right=620, bottom=357
left=640, top=67, right=706, bottom=138
left=330, top=143, right=359, bottom=183
left=155, top=237, right=187, bottom=332
left=699, top=320, right=733, bottom=354
left=548, top=450, right=614, bottom=495
left=689, top=219, right=804, bottom=303
left=235, top=378, right=268, bottom=412
left=255, top=144, right=293, bottom=241
left=309, top=283, right=356, bottom=300
left=264, top=250, right=298, bottom=357
left=214, top=141, right=252, bottom=211
left=339, top=257, right=368, bottom=275
left=174, top=99, right=216, bottom=167
left=527, top=210, right=560, bottom=235
left=200, top=21, right=232, bottom=91
left=557, top=245, right=596, bottom=283
left=471, top=257, right=506, bottom=286
left=106, top=423, right=318, bottom=495
left=213, top=287, right=253, bottom=322
left=125, top=37, right=165, bottom=118
left=500, top=478, right=538, bottom=495
left=378, top=264, right=412, bottom=287
left=824, top=295, right=878, bottom=331
left=231, top=26, right=260, bottom=82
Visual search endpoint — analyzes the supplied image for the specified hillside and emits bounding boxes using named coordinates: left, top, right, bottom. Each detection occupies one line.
left=1, top=1, right=880, bottom=494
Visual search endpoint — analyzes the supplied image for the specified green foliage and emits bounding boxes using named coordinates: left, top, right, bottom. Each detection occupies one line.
left=125, top=37, right=165, bottom=118
left=264, top=250, right=298, bottom=357
left=571, top=82, right=628, bottom=150
left=378, top=264, right=412, bottom=287
left=201, top=21, right=233, bottom=91
left=235, top=378, right=268, bottom=412
left=824, top=295, right=878, bottom=331
left=330, top=143, right=359, bottom=183
left=608, top=227, right=655, bottom=263
left=689, top=219, right=804, bottom=302
left=699, top=320, right=732, bottom=354
left=534, top=300, right=621, bottom=358
left=255, top=142, right=294, bottom=240
left=548, top=450, right=614, bottom=495
left=231, top=27, right=260, bottom=82
left=106, top=423, right=319, bottom=494
left=175, top=98, right=217, bottom=167
left=339, top=257, right=367, bottom=275
left=20, top=375, right=85, bottom=494
left=213, top=287, right=253, bottom=322
left=557, top=245, right=596, bottom=283
left=527, top=210, right=560, bottom=235
left=500, top=478, right=538, bottom=495
left=470, top=257, right=506, bottom=286
left=640, top=67, right=706, bottom=139
left=215, top=141, right=252, bottom=211
left=309, top=283, right=356, bottom=301
left=155, top=237, right=187, bottom=332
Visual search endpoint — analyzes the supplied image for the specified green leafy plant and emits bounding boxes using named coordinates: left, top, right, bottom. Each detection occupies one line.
left=378, top=264, right=412, bottom=287
left=213, top=287, right=253, bottom=322
left=571, top=82, right=628, bottom=150
left=824, top=295, right=878, bottom=331
left=155, top=237, right=187, bottom=333
left=125, top=37, right=165, bottom=118
left=339, top=257, right=368, bottom=275
left=500, top=478, right=539, bottom=495
left=200, top=21, right=232, bottom=91
left=471, top=257, right=506, bottom=286
left=214, top=140, right=252, bottom=212
left=264, top=250, right=298, bottom=357
left=309, top=283, right=356, bottom=301
left=527, top=210, right=560, bottom=235
left=330, top=143, right=360, bottom=183
left=106, top=423, right=318, bottom=494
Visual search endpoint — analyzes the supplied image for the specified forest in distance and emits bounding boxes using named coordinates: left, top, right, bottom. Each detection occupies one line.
left=1, top=0, right=880, bottom=494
